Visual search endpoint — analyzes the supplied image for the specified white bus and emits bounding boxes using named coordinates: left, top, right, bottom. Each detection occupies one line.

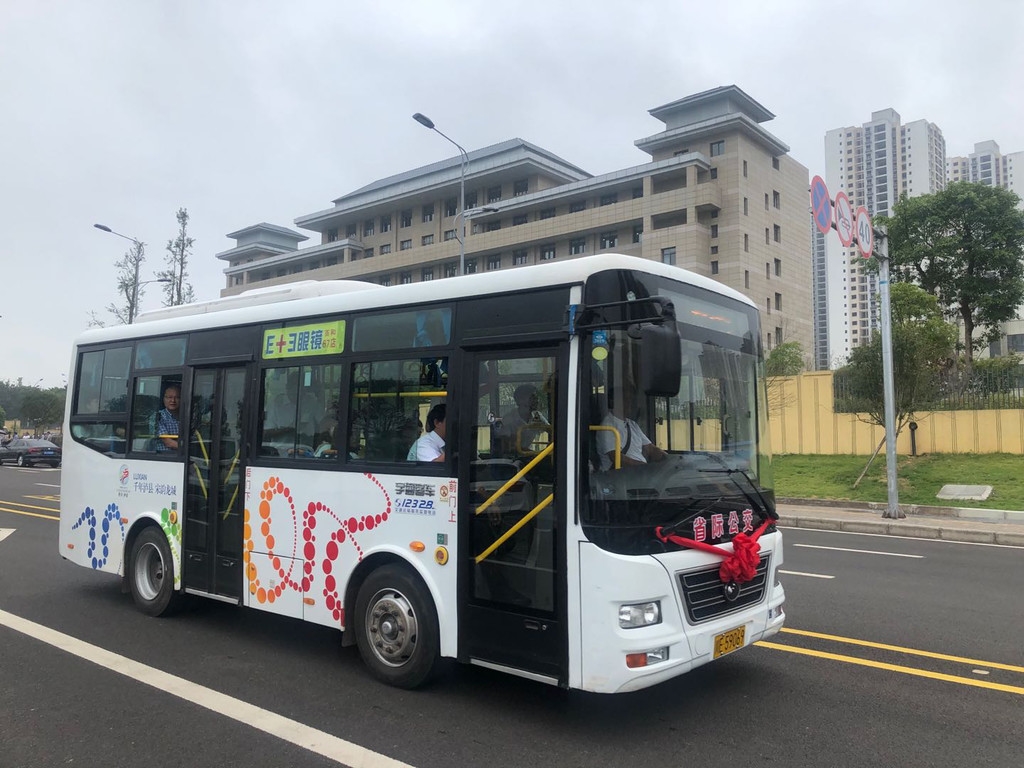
left=60, top=253, right=785, bottom=693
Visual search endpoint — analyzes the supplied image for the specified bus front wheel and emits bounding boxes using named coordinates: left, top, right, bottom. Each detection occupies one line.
left=128, top=527, right=181, bottom=617
left=354, top=565, right=439, bottom=688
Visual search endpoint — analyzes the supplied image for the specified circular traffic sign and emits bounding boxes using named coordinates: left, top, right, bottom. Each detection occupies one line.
left=855, top=207, right=873, bottom=258
left=834, top=191, right=854, bottom=247
left=810, top=176, right=832, bottom=236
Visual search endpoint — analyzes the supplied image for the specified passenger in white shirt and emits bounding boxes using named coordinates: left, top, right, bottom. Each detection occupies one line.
left=407, top=403, right=446, bottom=463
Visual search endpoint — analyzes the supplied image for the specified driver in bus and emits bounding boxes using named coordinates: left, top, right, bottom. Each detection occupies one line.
left=595, top=385, right=666, bottom=471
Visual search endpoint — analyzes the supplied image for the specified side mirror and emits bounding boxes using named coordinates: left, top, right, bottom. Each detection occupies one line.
left=639, top=323, right=681, bottom=396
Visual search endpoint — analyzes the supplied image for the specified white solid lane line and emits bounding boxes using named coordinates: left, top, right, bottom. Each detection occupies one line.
left=0, top=609, right=414, bottom=768
left=0, top=529, right=13, bottom=543
left=793, top=543, right=923, bottom=559
left=778, top=569, right=835, bottom=579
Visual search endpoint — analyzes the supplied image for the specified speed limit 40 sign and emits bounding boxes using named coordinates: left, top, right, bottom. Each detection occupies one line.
left=855, top=207, right=873, bottom=258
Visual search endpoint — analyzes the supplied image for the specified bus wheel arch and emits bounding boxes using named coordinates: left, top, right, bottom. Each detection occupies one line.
left=352, top=560, right=440, bottom=689
left=127, top=523, right=182, bottom=617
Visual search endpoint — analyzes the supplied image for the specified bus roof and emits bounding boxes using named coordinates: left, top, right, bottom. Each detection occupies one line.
left=73, top=254, right=757, bottom=345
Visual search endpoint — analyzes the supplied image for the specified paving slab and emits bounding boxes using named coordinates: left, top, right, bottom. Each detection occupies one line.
left=936, top=484, right=993, bottom=501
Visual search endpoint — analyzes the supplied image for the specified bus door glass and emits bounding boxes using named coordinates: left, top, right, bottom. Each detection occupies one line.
left=183, top=366, right=248, bottom=599
left=459, top=347, right=564, bottom=680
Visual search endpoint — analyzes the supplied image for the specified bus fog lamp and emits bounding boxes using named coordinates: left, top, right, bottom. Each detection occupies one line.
left=619, top=601, right=661, bottom=628
left=625, top=647, right=669, bottom=668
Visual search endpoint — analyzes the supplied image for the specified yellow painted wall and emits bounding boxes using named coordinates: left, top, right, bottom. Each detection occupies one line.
left=769, top=371, right=1024, bottom=455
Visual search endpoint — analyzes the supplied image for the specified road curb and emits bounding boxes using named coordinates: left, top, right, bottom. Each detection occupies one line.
left=778, top=514, right=1024, bottom=547
left=776, top=497, right=1024, bottom=524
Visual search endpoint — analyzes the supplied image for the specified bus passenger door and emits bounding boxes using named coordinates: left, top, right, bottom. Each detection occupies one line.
left=182, top=366, right=248, bottom=600
left=459, top=347, right=566, bottom=684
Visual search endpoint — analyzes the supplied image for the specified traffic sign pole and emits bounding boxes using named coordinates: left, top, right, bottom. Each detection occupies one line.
left=875, top=227, right=902, bottom=519
left=808, top=180, right=902, bottom=519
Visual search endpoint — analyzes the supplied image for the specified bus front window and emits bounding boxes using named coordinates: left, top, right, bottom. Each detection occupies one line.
left=583, top=303, right=775, bottom=556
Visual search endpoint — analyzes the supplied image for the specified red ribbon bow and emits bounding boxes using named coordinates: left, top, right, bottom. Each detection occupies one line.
left=655, top=518, right=773, bottom=584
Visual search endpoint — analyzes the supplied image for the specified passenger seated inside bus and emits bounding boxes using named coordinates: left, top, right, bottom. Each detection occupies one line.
left=491, top=384, right=550, bottom=458
left=406, top=403, right=446, bottom=462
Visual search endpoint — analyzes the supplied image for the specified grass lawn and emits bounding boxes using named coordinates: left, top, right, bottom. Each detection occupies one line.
left=771, top=453, right=1024, bottom=510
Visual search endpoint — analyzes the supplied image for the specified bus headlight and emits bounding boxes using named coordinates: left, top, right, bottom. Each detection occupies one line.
left=619, top=601, right=661, bottom=628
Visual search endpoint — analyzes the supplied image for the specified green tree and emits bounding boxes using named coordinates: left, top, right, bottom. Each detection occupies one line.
left=765, top=341, right=805, bottom=377
left=837, top=283, right=957, bottom=436
left=879, top=182, right=1024, bottom=366
left=104, top=239, right=147, bottom=325
left=765, top=340, right=805, bottom=409
left=20, top=388, right=65, bottom=432
left=159, top=207, right=196, bottom=307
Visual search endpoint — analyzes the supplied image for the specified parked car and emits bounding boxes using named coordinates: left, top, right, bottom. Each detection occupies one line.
left=0, top=438, right=62, bottom=467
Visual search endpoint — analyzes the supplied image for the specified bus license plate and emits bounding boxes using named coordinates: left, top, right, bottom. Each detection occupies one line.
left=713, top=626, right=746, bottom=658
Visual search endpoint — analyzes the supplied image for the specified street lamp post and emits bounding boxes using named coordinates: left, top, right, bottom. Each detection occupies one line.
left=94, top=223, right=167, bottom=323
left=413, top=112, right=470, bottom=275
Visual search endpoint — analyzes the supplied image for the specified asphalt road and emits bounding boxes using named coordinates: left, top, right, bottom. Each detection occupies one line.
left=2, top=465, right=1022, bottom=768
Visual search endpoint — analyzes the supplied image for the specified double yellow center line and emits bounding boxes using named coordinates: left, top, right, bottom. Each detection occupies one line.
left=759, top=628, right=1024, bottom=695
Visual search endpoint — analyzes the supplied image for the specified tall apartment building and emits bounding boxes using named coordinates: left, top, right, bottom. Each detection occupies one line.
left=815, top=109, right=946, bottom=367
left=217, top=86, right=812, bottom=354
left=947, top=140, right=1023, bottom=197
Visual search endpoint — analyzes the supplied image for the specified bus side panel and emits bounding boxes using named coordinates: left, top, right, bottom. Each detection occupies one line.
left=242, top=467, right=459, bottom=655
left=59, top=446, right=185, bottom=585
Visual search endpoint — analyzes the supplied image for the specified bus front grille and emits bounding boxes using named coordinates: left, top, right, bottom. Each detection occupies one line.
left=678, top=554, right=771, bottom=624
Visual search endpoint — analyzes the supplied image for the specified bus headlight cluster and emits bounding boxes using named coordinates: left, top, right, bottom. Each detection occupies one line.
left=618, top=601, right=661, bottom=628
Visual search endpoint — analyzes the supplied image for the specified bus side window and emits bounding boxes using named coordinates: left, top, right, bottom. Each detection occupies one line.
left=130, top=375, right=166, bottom=453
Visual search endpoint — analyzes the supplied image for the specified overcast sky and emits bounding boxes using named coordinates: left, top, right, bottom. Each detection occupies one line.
left=3, top=0, right=1022, bottom=389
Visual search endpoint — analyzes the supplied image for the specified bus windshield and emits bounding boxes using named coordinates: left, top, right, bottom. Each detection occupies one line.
left=582, top=272, right=775, bottom=555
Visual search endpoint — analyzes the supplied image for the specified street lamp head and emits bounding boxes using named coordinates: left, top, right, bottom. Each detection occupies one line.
left=93, top=223, right=112, bottom=233
left=412, top=112, right=435, bottom=130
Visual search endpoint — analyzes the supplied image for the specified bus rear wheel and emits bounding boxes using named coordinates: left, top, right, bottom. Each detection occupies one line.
left=128, top=527, right=181, bottom=617
left=354, top=565, right=439, bottom=688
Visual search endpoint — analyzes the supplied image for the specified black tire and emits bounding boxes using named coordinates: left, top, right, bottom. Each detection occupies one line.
left=17, top=455, right=28, bottom=467
left=354, top=564, right=440, bottom=689
left=128, top=527, right=181, bottom=617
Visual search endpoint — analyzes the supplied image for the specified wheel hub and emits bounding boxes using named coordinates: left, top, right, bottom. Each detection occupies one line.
left=367, top=591, right=418, bottom=667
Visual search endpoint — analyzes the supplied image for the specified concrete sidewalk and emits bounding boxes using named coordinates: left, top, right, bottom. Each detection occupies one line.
left=776, top=498, right=1024, bottom=547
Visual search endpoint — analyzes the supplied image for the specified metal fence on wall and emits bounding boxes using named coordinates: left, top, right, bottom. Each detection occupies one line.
left=832, top=367, right=1024, bottom=413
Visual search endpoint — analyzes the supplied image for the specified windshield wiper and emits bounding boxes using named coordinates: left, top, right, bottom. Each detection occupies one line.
left=696, top=452, right=778, bottom=521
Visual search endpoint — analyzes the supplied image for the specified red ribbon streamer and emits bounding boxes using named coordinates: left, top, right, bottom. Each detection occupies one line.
left=655, top=518, right=773, bottom=584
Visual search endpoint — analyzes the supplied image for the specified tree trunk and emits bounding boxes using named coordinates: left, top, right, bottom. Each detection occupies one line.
left=962, top=303, right=974, bottom=369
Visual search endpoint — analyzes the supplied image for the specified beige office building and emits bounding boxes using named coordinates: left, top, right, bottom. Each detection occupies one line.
left=218, top=85, right=812, bottom=354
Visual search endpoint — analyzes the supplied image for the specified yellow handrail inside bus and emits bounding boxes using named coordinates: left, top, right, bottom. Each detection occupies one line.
left=589, top=425, right=621, bottom=469
left=516, top=423, right=553, bottom=454
left=475, top=493, right=553, bottom=564
left=475, top=442, right=554, bottom=516
left=222, top=449, right=240, bottom=521
left=191, top=430, right=209, bottom=499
